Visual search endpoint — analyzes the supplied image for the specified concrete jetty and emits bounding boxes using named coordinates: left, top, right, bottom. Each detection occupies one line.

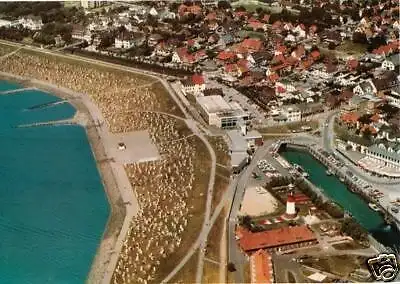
left=0, top=87, right=38, bottom=95
left=26, top=99, right=68, bottom=111
left=16, top=118, right=76, bottom=128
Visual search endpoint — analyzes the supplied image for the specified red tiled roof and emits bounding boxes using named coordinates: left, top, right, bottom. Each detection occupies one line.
left=178, top=4, right=202, bottom=16
left=239, top=225, right=317, bottom=252
left=248, top=20, right=264, bottom=30
left=262, top=14, right=271, bottom=23
left=276, top=85, right=286, bottom=93
left=235, top=11, right=248, bottom=18
left=276, top=44, right=287, bottom=54
left=293, top=45, right=305, bottom=58
left=251, top=250, right=273, bottom=284
left=370, top=113, right=380, bottom=122
left=309, top=24, right=318, bottom=33
left=287, top=56, right=299, bottom=65
left=194, top=49, right=206, bottom=60
left=206, top=12, right=216, bottom=21
left=339, top=90, right=354, bottom=101
left=241, top=38, right=263, bottom=52
left=217, top=51, right=236, bottom=61
left=271, top=62, right=290, bottom=71
left=271, top=21, right=282, bottom=29
left=310, top=50, right=320, bottom=59
left=341, top=112, right=360, bottom=123
left=191, top=74, right=204, bottom=85
left=225, top=63, right=238, bottom=73
left=237, top=59, right=249, bottom=73
left=347, top=59, right=359, bottom=70
left=301, top=58, right=314, bottom=69
left=268, top=73, right=279, bottom=82
left=176, top=47, right=196, bottom=63
left=361, top=124, right=377, bottom=134
left=273, top=54, right=286, bottom=63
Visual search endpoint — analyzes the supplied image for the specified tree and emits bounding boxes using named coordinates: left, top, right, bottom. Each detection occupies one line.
left=218, top=0, right=231, bottom=9
left=239, top=215, right=252, bottom=230
left=352, top=32, right=367, bottom=44
left=228, top=262, right=236, bottom=272
left=328, top=42, right=336, bottom=50
left=358, top=114, right=371, bottom=125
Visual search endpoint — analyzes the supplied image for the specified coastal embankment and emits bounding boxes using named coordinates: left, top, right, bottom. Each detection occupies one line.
left=0, top=71, right=136, bottom=283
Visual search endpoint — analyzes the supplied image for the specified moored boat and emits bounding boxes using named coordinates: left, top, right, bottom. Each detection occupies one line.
left=368, top=203, right=380, bottom=212
left=326, top=169, right=332, bottom=176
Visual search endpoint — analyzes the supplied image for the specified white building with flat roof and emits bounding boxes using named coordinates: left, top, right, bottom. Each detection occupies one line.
left=196, top=95, right=249, bottom=129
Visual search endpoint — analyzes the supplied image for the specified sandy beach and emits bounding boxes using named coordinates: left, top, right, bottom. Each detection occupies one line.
left=240, top=186, right=279, bottom=216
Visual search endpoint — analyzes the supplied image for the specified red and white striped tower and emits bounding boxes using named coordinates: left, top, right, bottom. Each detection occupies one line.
left=285, top=191, right=297, bottom=219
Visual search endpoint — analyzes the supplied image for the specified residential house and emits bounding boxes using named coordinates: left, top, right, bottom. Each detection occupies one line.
left=148, top=33, right=163, bottom=47
left=180, top=74, right=206, bottom=95
left=236, top=38, right=263, bottom=53
left=386, top=87, right=400, bottom=107
left=153, top=41, right=172, bottom=57
left=114, top=31, right=136, bottom=49
left=178, top=4, right=202, bottom=18
left=281, top=105, right=301, bottom=122
left=381, top=53, right=400, bottom=71
left=18, top=16, right=43, bottom=30
left=353, top=80, right=377, bottom=96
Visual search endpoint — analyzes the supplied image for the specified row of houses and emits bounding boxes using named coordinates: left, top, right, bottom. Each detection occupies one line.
left=0, top=16, right=43, bottom=30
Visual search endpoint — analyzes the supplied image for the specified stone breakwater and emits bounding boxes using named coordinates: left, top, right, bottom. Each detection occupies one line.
left=0, top=45, right=210, bottom=283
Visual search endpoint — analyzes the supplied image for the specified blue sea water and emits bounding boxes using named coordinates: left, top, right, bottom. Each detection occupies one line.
left=0, top=81, right=109, bottom=283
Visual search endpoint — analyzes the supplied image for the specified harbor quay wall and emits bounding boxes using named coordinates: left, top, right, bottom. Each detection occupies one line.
left=281, top=141, right=400, bottom=246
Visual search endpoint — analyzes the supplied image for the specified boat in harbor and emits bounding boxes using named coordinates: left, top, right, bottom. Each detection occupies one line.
left=293, top=163, right=309, bottom=178
left=339, top=177, right=345, bottom=182
left=369, top=203, right=381, bottom=212
left=326, top=169, right=332, bottom=176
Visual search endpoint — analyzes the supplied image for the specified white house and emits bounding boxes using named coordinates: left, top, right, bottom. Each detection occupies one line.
left=114, top=32, right=135, bottom=49
left=282, top=105, right=301, bottom=122
left=149, top=7, right=158, bottom=17
left=0, top=19, right=12, bottom=28
left=294, top=25, right=306, bottom=39
left=353, top=80, right=377, bottom=96
left=18, top=16, right=43, bottom=30
left=386, top=88, right=400, bottom=108
left=180, top=74, right=206, bottom=95
left=381, top=53, right=400, bottom=71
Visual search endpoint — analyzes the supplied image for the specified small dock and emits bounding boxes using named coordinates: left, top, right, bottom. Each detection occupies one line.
left=0, top=87, right=38, bottom=95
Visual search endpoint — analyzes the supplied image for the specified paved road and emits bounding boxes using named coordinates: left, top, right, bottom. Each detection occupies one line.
left=227, top=141, right=277, bottom=282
